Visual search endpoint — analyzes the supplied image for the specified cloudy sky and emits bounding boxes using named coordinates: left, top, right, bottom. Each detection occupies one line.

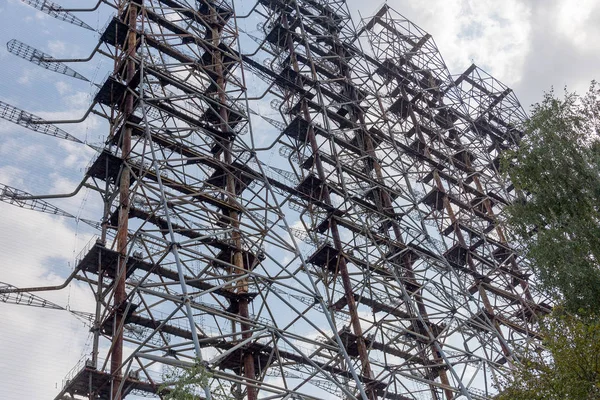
left=348, top=0, right=600, bottom=109
left=0, top=0, right=598, bottom=399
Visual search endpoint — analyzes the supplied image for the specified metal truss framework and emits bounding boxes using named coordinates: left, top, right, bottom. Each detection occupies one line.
left=0, top=1, right=552, bottom=400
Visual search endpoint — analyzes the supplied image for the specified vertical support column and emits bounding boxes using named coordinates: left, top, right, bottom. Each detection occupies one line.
left=470, top=174, right=535, bottom=305
left=111, top=2, right=138, bottom=399
left=280, top=12, right=376, bottom=400
left=392, top=88, right=467, bottom=400
left=341, top=50, right=450, bottom=399
left=209, top=4, right=257, bottom=399
left=359, top=120, right=451, bottom=400
left=404, top=94, right=513, bottom=371
left=92, top=181, right=112, bottom=370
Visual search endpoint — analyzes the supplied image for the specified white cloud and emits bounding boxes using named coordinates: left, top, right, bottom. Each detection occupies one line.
left=350, top=0, right=532, bottom=83
left=64, top=91, right=91, bottom=109
left=47, top=39, right=67, bottom=56
left=0, top=165, right=26, bottom=187
left=556, top=0, right=600, bottom=51
left=0, top=203, right=96, bottom=398
left=58, top=140, right=97, bottom=169
left=17, top=69, right=35, bottom=85
left=350, top=0, right=599, bottom=108
left=0, top=2, right=107, bottom=398
left=0, top=139, right=54, bottom=166
left=55, top=81, right=71, bottom=96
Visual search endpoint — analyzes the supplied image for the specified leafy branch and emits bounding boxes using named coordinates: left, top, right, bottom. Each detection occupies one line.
left=159, top=360, right=235, bottom=400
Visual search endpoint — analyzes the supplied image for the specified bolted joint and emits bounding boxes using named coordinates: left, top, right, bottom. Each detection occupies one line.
left=167, top=242, right=182, bottom=251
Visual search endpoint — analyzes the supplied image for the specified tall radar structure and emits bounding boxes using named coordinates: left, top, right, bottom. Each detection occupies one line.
left=0, top=1, right=551, bottom=400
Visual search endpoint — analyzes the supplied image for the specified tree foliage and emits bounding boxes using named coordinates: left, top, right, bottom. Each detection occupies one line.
left=159, top=360, right=236, bottom=400
left=159, top=361, right=211, bottom=400
left=502, top=82, right=600, bottom=315
left=496, top=310, right=600, bottom=400
left=497, top=83, right=600, bottom=398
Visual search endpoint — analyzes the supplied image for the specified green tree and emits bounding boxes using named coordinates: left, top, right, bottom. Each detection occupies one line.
left=497, top=83, right=600, bottom=398
left=159, top=361, right=211, bottom=400
left=495, top=310, right=600, bottom=400
left=158, top=360, right=235, bottom=400
left=502, top=82, right=600, bottom=315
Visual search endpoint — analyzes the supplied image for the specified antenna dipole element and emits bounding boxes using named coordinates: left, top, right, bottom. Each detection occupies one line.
left=0, top=281, right=95, bottom=324
left=7, top=39, right=90, bottom=82
left=0, top=282, right=64, bottom=310
left=0, top=100, right=83, bottom=144
left=0, top=183, right=100, bottom=230
left=0, top=183, right=76, bottom=218
left=20, top=0, right=95, bottom=31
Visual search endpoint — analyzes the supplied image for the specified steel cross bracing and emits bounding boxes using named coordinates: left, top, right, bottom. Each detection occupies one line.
left=0, top=0, right=552, bottom=400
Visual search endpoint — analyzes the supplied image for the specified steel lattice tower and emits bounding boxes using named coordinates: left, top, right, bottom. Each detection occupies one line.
left=0, top=1, right=552, bottom=399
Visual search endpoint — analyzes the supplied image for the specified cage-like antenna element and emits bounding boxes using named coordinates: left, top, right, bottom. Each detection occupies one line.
left=0, top=282, right=65, bottom=310
left=0, top=183, right=100, bottom=230
left=0, top=183, right=77, bottom=218
left=20, top=0, right=94, bottom=31
left=0, top=281, right=95, bottom=324
left=0, top=101, right=83, bottom=143
left=7, top=39, right=90, bottom=82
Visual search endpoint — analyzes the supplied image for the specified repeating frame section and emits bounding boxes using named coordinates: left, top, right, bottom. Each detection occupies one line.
left=0, top=1, right=550, bottom=400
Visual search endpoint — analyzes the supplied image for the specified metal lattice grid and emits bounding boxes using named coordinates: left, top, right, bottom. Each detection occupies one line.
left=0, top=1, right=551, bottom=400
